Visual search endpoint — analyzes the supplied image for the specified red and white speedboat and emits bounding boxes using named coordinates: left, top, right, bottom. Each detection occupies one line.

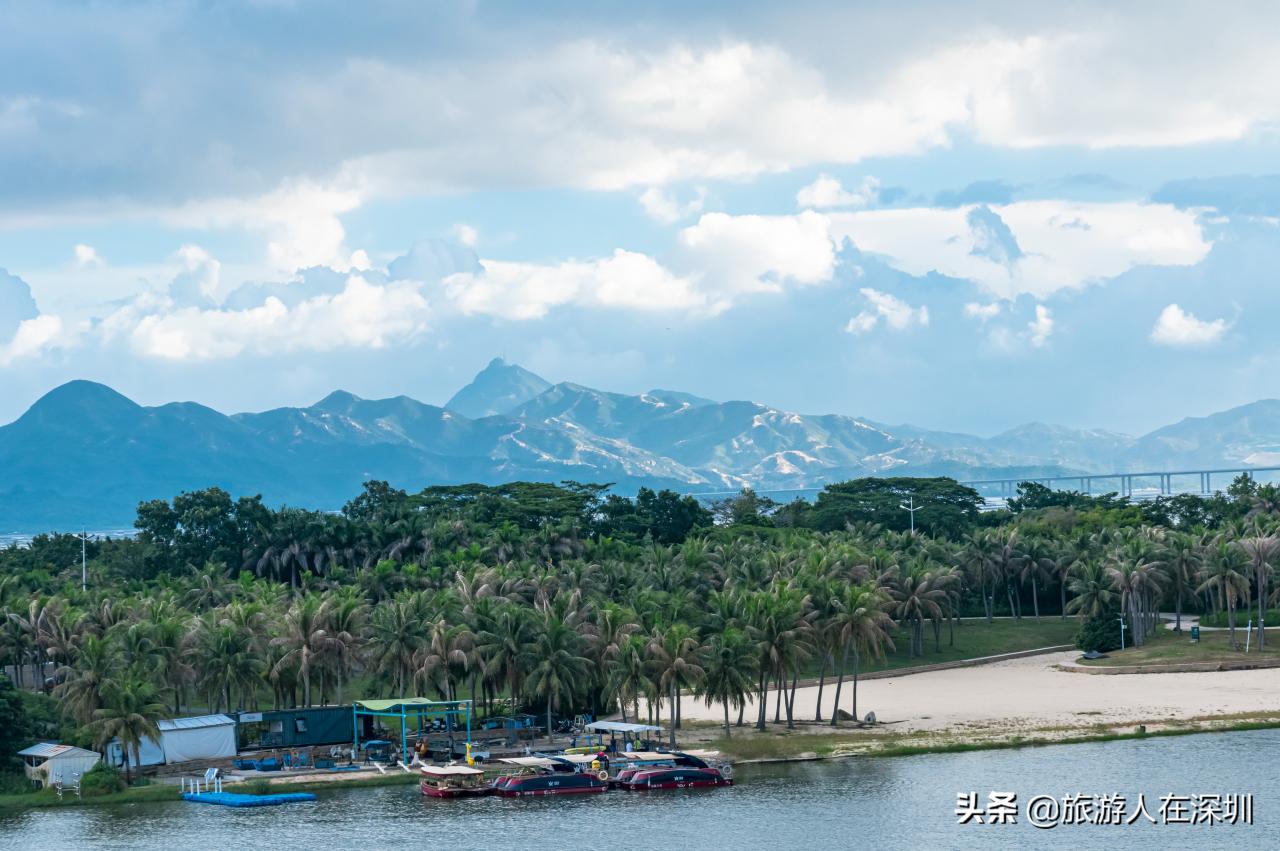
left=419, top=764, right=489, bottom=798
left=490, top=756, right=609, bottom=797
left=617, top=751, right=733, bottom=790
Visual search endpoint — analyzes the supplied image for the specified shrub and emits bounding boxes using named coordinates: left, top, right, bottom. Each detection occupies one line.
left=244, top=779, right=273, bottom=795
left=1075, top=615, right=1122, bottom=653
left=79, top=762, right=126, bottom=797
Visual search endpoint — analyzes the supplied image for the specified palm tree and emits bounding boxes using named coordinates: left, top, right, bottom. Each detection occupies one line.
left=53, top=635, right=119, bottom=726
left=524, top=615, right=590, bottom=742
left=90, top=678, right=165, bottom=785
left=271, top=595, right=331, bottom=707
left=1238, top=535, right=1279, bottom=650
left=829, top=581, right=894, bottom=725
left=1161, top=532, right=1202, bottom=633
left=368, top=593, right=427, bottom=697
left=1198, top=541, right=1249, bottom=648
left=604, top=633, right=651, bottom=723
left=700, top=628, right=756, bottom=738
left=646, top=623, right=705, bottom=745
left=1065, top=560, right=1114, bottom=619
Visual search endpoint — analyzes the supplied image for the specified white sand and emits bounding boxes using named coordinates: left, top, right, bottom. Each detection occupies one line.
left=676, top=652, right=1280, bottom=733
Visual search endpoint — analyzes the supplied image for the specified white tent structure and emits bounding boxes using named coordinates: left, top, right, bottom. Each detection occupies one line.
left=18, top=743, right=100, bottom=787
left=158, top=714, right=237, bottom=764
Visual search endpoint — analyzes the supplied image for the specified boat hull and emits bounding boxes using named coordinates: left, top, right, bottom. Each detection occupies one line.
left=496, top=785, right=608, bottom=797
left=626, top=777, right=732, bottom=790
left=420, top=783, right=490, bottom=798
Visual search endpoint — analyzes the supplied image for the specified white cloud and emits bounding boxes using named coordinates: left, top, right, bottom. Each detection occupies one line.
left=845, top=287, right=928, bottom=334
left=964, top=302, right=1002, bottom=321
left=119, top=275, right=429, bottom=361
left=1028, top=304, right=1054, bottom=347
left=676, top=211, right=836, bottom=308
left=168, top=245, right=222, bottom=307
left=0, top=315, right=65, bottom=365
left=73, top=244, right=102, bottom=268
left=162, top=181, right=363, bottom=273
left=796, top=175, right=880, bottom=209
left=828, top=201, right=1211, bottom=299
left=451, top=224, right=479, bottom=248
left=638, top=186, right=707, bottom=225
left=443, top=249, right=704, bottom=320
left=1150, top=303, right=1229, bottom=347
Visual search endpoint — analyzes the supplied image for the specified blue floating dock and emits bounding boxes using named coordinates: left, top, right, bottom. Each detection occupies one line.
left=182, top=791, right=317, bottom=807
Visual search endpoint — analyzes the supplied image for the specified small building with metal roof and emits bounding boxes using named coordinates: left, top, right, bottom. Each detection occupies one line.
left=18, top=743, right=100, bottom=787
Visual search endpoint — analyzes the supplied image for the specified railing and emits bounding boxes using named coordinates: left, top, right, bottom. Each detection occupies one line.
left=181, top=773, right=224, bottom=795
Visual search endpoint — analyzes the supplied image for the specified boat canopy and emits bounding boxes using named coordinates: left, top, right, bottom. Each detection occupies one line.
left=584, top=721, right=663, bottom=734
left=420, top=764, right=485, bottom=776
left=498, top=756, right=557, bottom=768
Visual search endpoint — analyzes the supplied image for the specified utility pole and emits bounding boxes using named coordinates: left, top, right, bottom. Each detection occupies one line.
left=900, top=495, right=922, bottom=534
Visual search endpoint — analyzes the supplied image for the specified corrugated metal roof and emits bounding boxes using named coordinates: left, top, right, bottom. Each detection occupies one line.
left=158, top=713, right=236, bottom=731
left=18, top=742, right=99, bottom=759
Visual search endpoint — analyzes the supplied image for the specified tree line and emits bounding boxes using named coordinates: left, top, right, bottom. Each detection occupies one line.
left=3, top=473, right=1280, bottom=780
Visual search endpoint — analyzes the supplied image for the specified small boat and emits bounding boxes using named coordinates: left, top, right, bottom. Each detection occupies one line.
left=617, top=751, right=733, bottom=791
left=419, top=764, right=489, bottom=798
left=490, top=756, right=609, bottom=797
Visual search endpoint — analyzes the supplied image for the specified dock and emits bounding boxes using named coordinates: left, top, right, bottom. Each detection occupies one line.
left=182, top=791, right=317, bottom=807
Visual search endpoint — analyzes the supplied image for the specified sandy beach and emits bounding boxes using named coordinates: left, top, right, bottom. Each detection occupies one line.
left=676, top=651, right=1280, bottom=734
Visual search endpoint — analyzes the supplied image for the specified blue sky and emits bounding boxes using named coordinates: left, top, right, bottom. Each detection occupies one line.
left=2, top=0, right=1279, bottom=435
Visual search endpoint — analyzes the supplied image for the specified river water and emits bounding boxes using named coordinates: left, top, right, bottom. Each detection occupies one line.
left=2, top=729, right=1273, bottom=850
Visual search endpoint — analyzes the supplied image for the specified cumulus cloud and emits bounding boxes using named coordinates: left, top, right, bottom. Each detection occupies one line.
left=964, top=302, right=1002, bottom=321
left=638, top=186, right=707, bottom=224
left=0, top=268, right=39, bottom=340
left=0, top=315, right=65, bottom=366
left=120, top=275, right=430, bottom=361
left=1028, top=304, right=1054, bottom=347
left=676, top=211, right=836, bottom=307
left=168, top=245, right=222, bottom=307
left=796, top=175, right=880, bottom=209
left=451, top=224, right=479, bottom=248
left=442, top=249, right=704, bottom=320
left=845, top=287, right=928, bottom=334
left=828, top=201, right=1211, bottom=299
left=73, top=244, right=102, bottom=268
left=1150, top=303, right=1229, bottom=347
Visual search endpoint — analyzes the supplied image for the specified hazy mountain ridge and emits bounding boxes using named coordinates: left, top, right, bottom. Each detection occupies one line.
left=2, top=364, right=1279, bottom=531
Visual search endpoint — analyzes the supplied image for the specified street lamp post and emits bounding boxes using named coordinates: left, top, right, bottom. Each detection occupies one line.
left=900, top=496, right=922, bottom=534
left=1119, top=616, right=1127, bottom=651
left=70, top=529, right=89, bottom=593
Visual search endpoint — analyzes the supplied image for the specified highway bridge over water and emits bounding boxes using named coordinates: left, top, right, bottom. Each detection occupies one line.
left=686, top=465, right=1280, bottom=505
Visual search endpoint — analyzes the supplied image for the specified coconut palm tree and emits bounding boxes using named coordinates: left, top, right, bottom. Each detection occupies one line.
left=270, top=595, right=331, bottom=707
left=1198, top=540, right=1250, bottom=648
left=1065, top=560, right=1114, bottom=619
left=524, top=614, right=590, bottom=742
left=53, top=635, right=119, bottom=726
left=1238, top=535, right=1279, bottom=650
left=90, top=678, right=165, bottom=785
left=829, top=581, right=894, bottom=725
left=700, top=628, right=756, bottom=738
left=646, top=622, right=706, bottom=744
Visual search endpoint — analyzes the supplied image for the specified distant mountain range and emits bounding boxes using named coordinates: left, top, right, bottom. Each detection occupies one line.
left=3, top=358, right=1280, bottom=531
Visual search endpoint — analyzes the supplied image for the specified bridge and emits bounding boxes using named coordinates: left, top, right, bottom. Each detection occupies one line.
left=683, top=465, right=1280, bottom=503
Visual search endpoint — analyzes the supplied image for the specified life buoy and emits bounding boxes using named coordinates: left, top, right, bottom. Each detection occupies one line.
left=596, top=769, right=609, bottom=782
left=720, top=764, right=734, bottom=779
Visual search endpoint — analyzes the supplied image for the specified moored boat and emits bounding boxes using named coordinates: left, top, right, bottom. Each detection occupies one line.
left=490, top=756, right=609, bottom=797
left=618, top=751, right=733, bottom=790
left=419, top=764, right=489, bottom=798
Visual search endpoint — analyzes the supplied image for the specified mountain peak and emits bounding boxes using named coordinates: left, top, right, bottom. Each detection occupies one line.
left=12, top=380, right=143, bottom=431
left=312, top=389, right=363, bottom=412
left=446, top=359, right=552, bottom=419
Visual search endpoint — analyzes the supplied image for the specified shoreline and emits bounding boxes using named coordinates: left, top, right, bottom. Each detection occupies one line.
left=6, top=715, right=1280, bottom=813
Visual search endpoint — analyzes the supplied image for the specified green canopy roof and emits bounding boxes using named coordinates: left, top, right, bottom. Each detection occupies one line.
left=354, top=698, right=437, bottom=712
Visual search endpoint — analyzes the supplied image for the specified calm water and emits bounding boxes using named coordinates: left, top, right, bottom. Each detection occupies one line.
left=2, top=730, right=1274, bottom=850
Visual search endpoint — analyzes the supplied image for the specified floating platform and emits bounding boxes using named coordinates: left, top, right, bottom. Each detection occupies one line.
left=182, top=791, right=317, bottom=807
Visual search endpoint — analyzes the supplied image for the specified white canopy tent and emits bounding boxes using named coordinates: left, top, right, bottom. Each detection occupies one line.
left=107, top=734, right=165, bottom=768
left=158, top=714, right=237, bottom=764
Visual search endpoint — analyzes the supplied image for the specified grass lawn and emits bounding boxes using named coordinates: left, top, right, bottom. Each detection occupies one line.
left=1199, top=609, right=1280, bottom=628
left=1078, top=625, right=1280, bottom=667
left=810, top=617, right=1080, bottom=679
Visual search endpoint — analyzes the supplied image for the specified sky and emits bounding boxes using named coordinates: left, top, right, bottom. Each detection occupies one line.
left=2, top=0, right=1279, bottom=435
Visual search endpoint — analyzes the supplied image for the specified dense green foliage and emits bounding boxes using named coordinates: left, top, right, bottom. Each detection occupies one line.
left=78, top=762, right=125, bottom=797
left=1074, top=614, right=1123, bottom=653
left=3, top=474, right=1280, bottom=758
